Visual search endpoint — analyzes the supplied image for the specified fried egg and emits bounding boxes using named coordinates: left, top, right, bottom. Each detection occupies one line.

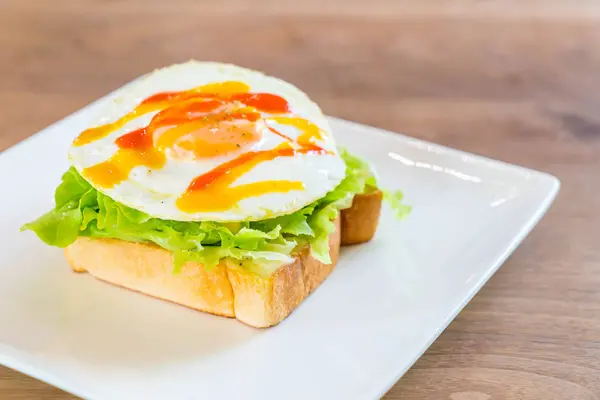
left=68, top=61, right=346, bottom=222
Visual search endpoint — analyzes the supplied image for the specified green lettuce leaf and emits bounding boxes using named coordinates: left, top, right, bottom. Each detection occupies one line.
left=22, top=148, right=410, bottom=275
left=383, top=190, right=412, bottom=219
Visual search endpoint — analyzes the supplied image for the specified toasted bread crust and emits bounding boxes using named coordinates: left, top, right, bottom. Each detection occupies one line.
left=65, top=237, right=236, bottom=317
left=227, top=218, right=341, bottom=327
left=341, top=190, right=382, bottom=245
left=64, top=192, right=380, bottom=328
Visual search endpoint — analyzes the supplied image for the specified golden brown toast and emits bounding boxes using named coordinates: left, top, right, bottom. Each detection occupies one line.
left=64, top=191, right=382, bottom=328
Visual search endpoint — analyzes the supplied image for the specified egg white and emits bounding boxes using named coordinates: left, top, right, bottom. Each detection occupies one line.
left=68, top=61, right=346, bottom=222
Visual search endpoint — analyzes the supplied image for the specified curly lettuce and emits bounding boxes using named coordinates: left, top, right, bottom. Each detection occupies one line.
left=22, top=149, right=410, bottom=275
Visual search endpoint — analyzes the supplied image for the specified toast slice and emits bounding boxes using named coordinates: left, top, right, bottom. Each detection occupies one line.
left=64, top=191, right=382, bottom=328
left=341, top=189, right=383, bottom=245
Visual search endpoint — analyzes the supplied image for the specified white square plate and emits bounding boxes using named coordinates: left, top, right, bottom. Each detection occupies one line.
left=0, top=83, right=559, bottom=400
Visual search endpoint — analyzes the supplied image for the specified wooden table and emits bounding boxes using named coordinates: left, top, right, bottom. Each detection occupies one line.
left=1, top=1, right=599, bottom=398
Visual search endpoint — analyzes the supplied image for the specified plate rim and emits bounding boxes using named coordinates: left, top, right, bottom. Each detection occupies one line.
left=330, top=115, right=561, bottom=398
left=369, top=173, right=559, bottom=399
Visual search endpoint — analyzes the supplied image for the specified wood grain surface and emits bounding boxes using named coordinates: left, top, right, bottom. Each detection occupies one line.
left=1, top=0, right=600, bottom=399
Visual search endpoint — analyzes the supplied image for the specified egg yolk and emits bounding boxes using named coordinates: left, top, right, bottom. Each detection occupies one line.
left=154, top=103, right=262, bottom=160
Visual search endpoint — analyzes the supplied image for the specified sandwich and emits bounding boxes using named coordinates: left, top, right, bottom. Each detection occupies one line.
left=22, top=61, right=410, bottom=328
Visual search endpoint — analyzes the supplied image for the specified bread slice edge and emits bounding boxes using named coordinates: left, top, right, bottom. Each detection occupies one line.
left=64, top=191, right=382, bottom=328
